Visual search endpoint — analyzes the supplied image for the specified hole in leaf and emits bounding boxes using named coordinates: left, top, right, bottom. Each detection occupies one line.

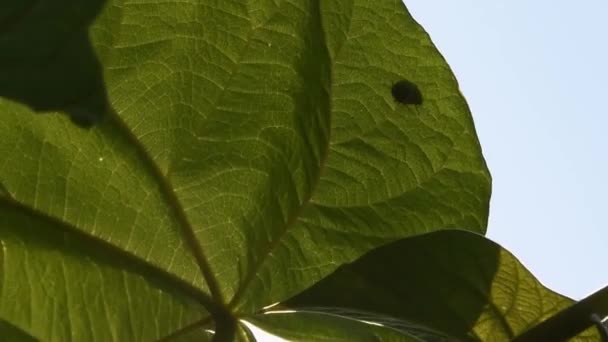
left=391, top=80, right=423, bottom=105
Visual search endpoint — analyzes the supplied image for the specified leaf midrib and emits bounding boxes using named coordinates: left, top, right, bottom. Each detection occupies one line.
left=0, top=195, right=213, bottom=310
left=104, top=108, right=224, bottom=303
left=227, top=0, right=333, bottom=310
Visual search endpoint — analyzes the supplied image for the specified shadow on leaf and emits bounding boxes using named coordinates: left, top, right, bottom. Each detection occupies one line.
left=0, top=320, right=36, bottom=342
left=283, top=230, right=586, bottom=341
left=0, top=0, right=109, bottom=127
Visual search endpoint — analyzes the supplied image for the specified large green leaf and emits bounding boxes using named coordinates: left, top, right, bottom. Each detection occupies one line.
left=0, top=0, right=490, bottom=339
left=285, top=230, right=599, bottom=341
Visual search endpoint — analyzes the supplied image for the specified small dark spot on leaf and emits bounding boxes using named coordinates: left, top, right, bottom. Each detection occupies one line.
left=391, top=80, right=423, bottom=105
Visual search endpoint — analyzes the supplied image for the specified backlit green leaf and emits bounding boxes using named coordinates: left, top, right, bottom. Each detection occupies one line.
left=0, top=0, right=490, bottom=339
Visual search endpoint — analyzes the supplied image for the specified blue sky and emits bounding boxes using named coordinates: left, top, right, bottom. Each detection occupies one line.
left=405, top=0, right=608, bottom=299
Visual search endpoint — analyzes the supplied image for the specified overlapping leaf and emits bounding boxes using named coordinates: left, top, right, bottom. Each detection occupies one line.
left=285, top=230, right=598, bottom=341
left=0, top=0, right=490, bottom=340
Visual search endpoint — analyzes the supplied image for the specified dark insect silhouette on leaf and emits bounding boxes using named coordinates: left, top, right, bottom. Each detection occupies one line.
left=391, top=80, right=423, bottom=105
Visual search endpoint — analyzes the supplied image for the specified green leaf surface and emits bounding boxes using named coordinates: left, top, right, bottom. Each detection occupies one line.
left=0, top=0, right=490, bottom=339
left=0, top=198, right=205, bottom=341
left=285, top=230, right=598, bottom=341
left=0, top=1, right=109, bottom=126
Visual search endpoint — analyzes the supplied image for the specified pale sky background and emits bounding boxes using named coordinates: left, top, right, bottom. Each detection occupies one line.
left=405, top=0, right=608, bottom=300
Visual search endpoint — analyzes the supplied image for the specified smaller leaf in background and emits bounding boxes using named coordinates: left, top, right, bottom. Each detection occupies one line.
left=0, top=0, right=109, bottom=127
left=284, top=230, right=598, bottom=341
